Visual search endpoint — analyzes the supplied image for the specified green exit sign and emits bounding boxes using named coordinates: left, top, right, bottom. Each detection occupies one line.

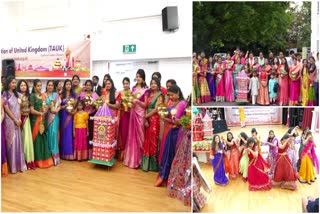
left=123, top=44, right=136, bottom=54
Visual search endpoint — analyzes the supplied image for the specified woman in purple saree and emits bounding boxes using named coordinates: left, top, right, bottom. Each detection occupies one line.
left=2, top=76, right=27, bottom=173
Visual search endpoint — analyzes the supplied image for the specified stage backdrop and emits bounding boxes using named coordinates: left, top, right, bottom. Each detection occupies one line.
left=225, top=107, right=282, bottom=126
left=1, top=40, right=91, bottom=79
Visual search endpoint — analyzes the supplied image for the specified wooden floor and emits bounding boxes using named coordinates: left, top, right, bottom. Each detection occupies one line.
left=198, top=124, right=320, bottom=213
left=1, top=160, right=190, bottom=212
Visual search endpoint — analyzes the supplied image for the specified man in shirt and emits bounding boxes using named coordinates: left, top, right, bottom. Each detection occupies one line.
left=268, top=52, right=274, bottom=65
left=92, top=75, right=102, bottom=96
left=287, top=50, right=295, bottom=66
left=258, top=52, right=265, bottom=66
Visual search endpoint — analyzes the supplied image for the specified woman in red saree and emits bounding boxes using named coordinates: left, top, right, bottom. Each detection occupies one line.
left=141, top=78, right=164, bottom=172
left=257, top=64, right=270, bottom=105
left=247, top=137, right=272, bottom=191
left=272, top=134, right=297, bottom=190
left=289, top=58, right=301, bottom=106
left=117, top=77, right=131, bottom=160
left=224, top=132, right=240, bottom=179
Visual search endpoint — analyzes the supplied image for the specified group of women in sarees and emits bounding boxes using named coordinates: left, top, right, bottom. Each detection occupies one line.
left=210, top=126, right=319, bottom=191
left=1, top=70, right=192, bottom=206
left=193, top=50, right=317, bottom=106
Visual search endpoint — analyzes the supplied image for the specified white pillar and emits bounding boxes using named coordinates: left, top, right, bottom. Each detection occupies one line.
left=311, top=109, right=319, bottom=133
left=311, top=1, right=320, bottom=56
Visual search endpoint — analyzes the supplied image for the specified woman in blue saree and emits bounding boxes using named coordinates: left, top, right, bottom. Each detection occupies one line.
left=210, top=134, right=229, bottom=186
left=45, top=80, right=61, bottom=165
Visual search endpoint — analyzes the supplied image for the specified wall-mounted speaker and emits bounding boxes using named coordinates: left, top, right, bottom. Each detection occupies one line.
left=1, top=59, right=15, bottom=78
left=162, top=6, right=179, bottom=32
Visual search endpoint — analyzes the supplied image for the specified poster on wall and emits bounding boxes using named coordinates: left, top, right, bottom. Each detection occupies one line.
left=1, top=40, right=91, bottom=79
left=225, top=107, right=282, bottom=126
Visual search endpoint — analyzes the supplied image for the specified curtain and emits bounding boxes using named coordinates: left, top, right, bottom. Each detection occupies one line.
left=302, top=108, right=314, bottom=130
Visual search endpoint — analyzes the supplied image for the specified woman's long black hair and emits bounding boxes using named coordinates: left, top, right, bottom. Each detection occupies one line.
left=45, top=80, right=55, bottom=92
left=84, top=80, right=93, bottom=92
left=212, top=134, right=223, bottom=152
left=3, top=76, right=18, bottom=98
left=308, top=56, right=316, bottom=74
left=135, top=69, right=148, bottom=88
left=247, top=137, right=256, bottom=147
left=281, top=133, right=290, bottom=141
left=287, top=128, right=297, bottom=138
left=61, top=79, right=75, bottom=99
left=150, top=77, right=161, bottom=92
left=71, top=74, right=80, bottom=90
left=32, top=79, right=42, bottom=94
left=106, top=78, right=117, bottom=104
left=239, top=132, right=248, bottom=147
left=301, top=59, right=308, bottom=76
left=283, top=57, right=289, bottom=73
left=17, top=79, right=30, bottom=98
left=102, top=74, right=112, bottom=88
left=168, top=84, right=185, bottom=100
left=122, top=77, right=130, bottom=84
left=267, top=130, right=275, bottom=143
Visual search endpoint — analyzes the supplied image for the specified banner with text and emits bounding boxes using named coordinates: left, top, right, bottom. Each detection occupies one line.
left=225, top=107, right=282, bottom=126
left=1, top=40, right=91, bottom=79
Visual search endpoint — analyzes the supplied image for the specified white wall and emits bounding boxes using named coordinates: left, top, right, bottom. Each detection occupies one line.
left=0, top=0, right=192, bottom=96
left=0, top=0, right=192, bottom=60
left=91, top=0, right=192, bottom=60
left=92, top=57, right=191, bottom=96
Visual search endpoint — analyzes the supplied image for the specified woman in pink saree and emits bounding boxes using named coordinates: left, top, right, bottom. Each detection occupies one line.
left=214, top=56, right=226, bottom=102
left=278, top=58, right=289, bottom=106
left=289, top=58, right=301, bottom=106
left=224, top=53, right=235, bottom=102
left=123, top=69, right=148, bottom=169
